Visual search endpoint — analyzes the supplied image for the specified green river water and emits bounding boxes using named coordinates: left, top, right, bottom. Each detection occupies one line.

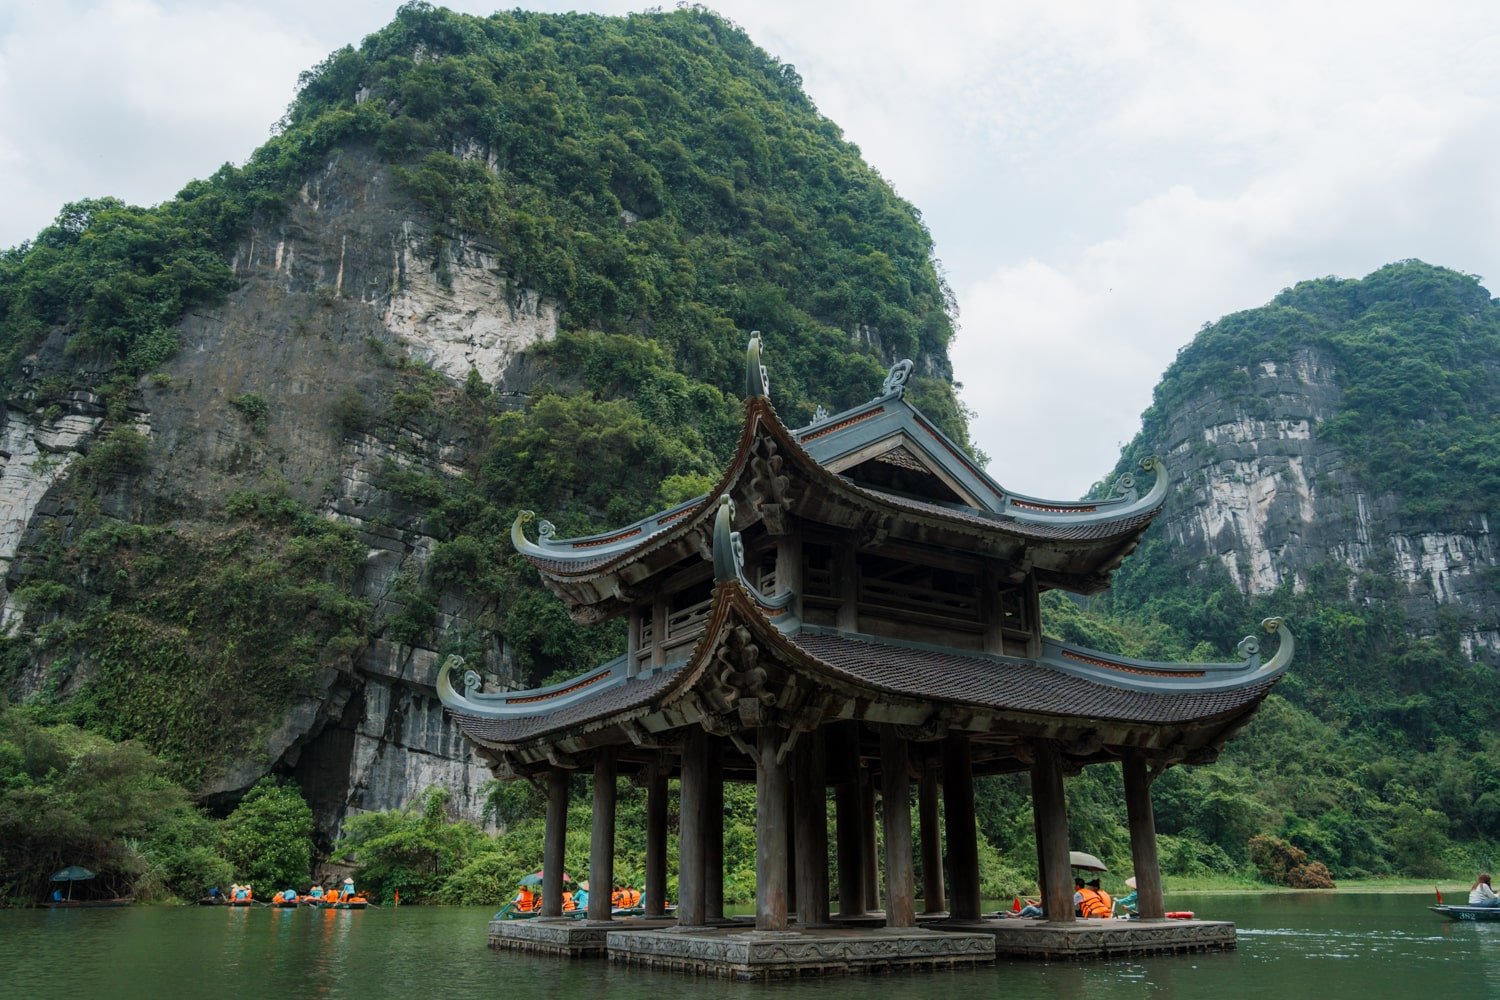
left=0, top=892, right=1488, bottom=999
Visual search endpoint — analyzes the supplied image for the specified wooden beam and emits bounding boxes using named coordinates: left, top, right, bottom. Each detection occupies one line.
left=1123, top=750, right=1166, bottom=919
left=880, top=727, right=917, bottom=927
left=587, top=749, right=617, bottom=922
left=542, top=767, right=569, bottom=917
left=756, top=724, right=791, bottom=931
left=862, top=768, right=880, bottom=910
left=1031, top=742, right=1074, bottom=923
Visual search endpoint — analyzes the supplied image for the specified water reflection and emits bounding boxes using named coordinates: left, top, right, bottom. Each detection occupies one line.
left=0, top=893, right=1479, bottom=999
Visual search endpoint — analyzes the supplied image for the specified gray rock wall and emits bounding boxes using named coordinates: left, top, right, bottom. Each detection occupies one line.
left=1151, top=348, right=1500, bottom=663
left=3, top=145, right=550, bottom=835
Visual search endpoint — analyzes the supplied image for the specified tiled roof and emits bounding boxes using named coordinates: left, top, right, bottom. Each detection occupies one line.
left=852, top=487, right=1160, bottom=543
left=445, top=625, right=1275, bottom=750
left=789, top=631, right=1274, bottom=724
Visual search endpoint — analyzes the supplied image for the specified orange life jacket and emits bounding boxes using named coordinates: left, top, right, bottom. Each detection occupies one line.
left=629, top=888, right=641, bottom=907
left=1078, top=888, right=1112, bottom=918
left=563, top=892, right=575, bottom=912
left=517, top=887, right=536, bottom=911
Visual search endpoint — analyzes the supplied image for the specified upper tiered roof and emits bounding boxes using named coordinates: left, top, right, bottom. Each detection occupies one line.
left=512, top=334, right=1170, bottom=619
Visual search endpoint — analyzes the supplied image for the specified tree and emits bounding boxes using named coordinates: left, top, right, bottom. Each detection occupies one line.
left=219, top=779, right=314, bottom=890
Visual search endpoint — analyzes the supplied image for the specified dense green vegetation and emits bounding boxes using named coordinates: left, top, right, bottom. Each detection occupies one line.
left=4, top=492, right=370, bottom=786
left=0, top=708, right=321, bottom=904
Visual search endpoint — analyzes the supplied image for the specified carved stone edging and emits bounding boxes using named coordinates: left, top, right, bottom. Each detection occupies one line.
left=605, top=927, right=993, bottom=980
left=941, top=918, right=1237, bottom=960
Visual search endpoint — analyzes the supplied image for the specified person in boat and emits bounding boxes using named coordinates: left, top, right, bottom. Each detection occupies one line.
left=1471, top=873, right=1500, bottom=907
left=208, top=886, right=222, bottom=902
left=309, top=884, right=325, bottom=901
left=562, top=889, right=576, bottom=912
left=1017, top=894, right=1043, bottom=918
left=574, top=883, right=589, bottom=911
left=1076, top=878, right=1112, bottom=918
left=1117, top=876, right=1139, bottom=917
left=342, top=877, right=356, bottom=899
left=281, top=888, right=297, bottom=903
left=514, top=885, right=538, bottom=913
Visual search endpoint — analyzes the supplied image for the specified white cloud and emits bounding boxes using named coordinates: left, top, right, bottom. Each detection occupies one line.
left=5, top=0, right=1500, bottom=503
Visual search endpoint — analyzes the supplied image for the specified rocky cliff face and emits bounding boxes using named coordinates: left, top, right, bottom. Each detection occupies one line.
left=3, top=145, right=558, bottom=832
left=1147, top=346, right=1500, bottom=664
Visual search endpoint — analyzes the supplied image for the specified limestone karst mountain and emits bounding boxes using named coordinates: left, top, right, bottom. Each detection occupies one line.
left=0, top=4, right=965, bottom=839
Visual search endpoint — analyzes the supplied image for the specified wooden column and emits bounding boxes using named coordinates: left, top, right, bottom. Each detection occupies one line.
left=756, top=724, right=790, bottom=931
left=587, top=748, right=617, bottom=922
left=918, top=749, right=946, bottom=914
left=651, top=596, right=668, bottom=668
left=786, top=782, right=798, bottom=913
left=644, top=761, right=667, bottom=917
left=836, top=543, right=859, bottom=631
left=862, top=770, right=880, bottom=910
left=705, top=736, right=725, bottom=921
left=879, top=727, right=916, bottom=927
left=1123, top=750, right=1166, bottom=919
left=677, top=728, right=707, bottom=926
left=794, top=730, right=830, bottom=927
left=627, top=609, right=642, bottom=677
left=942, top=735, right=981, bottom=921
left=776, top=534, right=803, bottom=619
left=834, top=724, right=867, bottom=918
left=1031, top=741, right=1074, bottom=923
left=542, top=767, right=569, bottom=918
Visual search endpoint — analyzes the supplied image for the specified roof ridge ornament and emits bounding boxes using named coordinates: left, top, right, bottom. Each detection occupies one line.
left=880, top=359, right=914, bottom=398
left=746, top=331, right=770, bottom=399
left=711, top=494, right=797, bottom=613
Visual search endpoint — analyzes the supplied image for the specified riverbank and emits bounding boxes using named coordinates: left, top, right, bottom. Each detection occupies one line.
left=1162, top=875, right=1450, bottom=894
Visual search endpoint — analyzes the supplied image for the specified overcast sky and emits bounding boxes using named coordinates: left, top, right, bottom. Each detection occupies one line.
left=4, top=1, right=1499, bottom=497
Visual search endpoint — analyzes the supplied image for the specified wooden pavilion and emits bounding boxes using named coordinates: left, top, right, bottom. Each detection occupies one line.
left=438, top=336, right=1292, bottom=975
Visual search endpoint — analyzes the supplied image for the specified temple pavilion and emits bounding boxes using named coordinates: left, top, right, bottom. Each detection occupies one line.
left=438, top=335, right=1292, bottom=975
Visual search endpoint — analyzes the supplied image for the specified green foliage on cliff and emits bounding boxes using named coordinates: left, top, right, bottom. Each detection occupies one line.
left=4, top=493, right=370, bottom=785
left=219, top=778, right=316, bottom=891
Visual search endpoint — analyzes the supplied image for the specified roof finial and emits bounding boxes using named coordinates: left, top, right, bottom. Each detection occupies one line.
left=881, top=359, right=914, bottom=397
left=712, top=495, right=742, bottom=583
left=746, top=331, right=770, bottom=399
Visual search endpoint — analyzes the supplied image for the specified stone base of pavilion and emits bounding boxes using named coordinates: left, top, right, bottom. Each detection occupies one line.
left=608, top=924, right=995, bottom=980
left=487, top=916, right=678, bottom=957
left=942, top=916, right=1236, bottom=960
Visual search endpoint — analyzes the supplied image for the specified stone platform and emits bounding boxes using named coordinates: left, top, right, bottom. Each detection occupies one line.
left=609, top=925, right=995, bottom=980
left=944, top=916, right=1236, bottom=959
left=488, top=916, right=677, bottom=957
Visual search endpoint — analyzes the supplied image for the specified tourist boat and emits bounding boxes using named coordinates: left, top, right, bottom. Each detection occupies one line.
left=305, top=895, right=370, bottom=909
left=226, top=897, right=255, bottom=908
left=271, top=894, right=301, bottom=908
left=47, top=897, right=133, bottom=908
left=1431, top=904, right=1500, bottom=921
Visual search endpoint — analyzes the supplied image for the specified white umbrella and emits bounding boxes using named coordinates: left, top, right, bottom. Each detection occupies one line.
left=1069, top=851, right=1107, bottom=872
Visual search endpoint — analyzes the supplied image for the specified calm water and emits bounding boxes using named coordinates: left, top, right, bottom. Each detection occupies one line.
left=1, top=892, right=1488, bottom=999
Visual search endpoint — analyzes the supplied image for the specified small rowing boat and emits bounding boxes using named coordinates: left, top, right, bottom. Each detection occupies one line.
left=1431, top=904, right=1500, bottom=921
